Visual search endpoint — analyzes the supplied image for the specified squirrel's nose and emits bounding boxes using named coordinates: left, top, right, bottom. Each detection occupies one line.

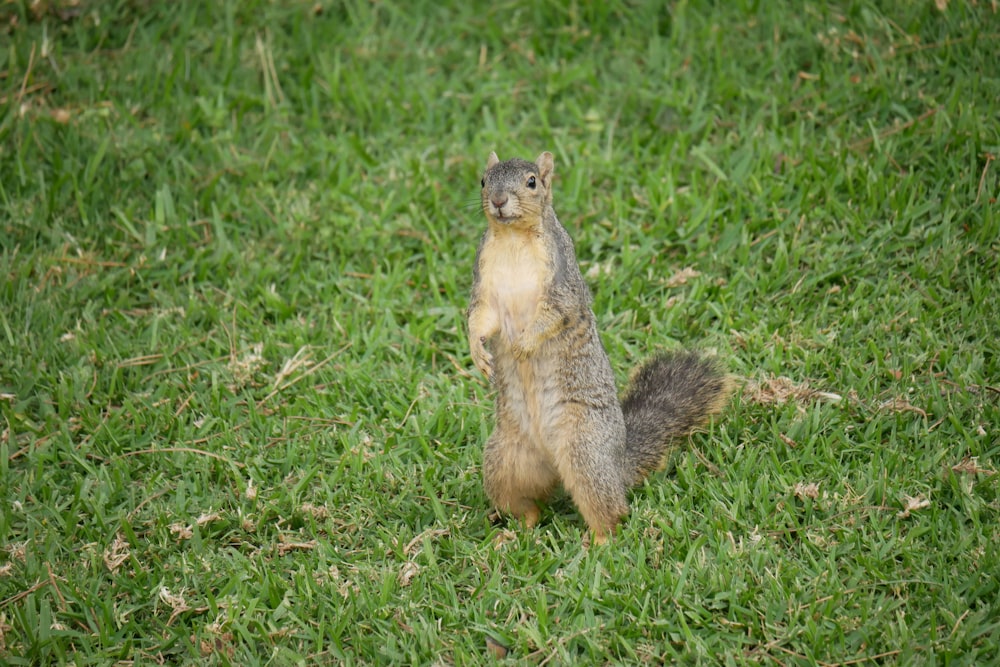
left=491, top=195, right=508, bottom=210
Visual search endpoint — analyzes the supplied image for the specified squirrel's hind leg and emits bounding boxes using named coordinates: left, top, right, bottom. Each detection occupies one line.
left=483, top=429, right=557, bottom=530
left=553, top=420, right=630, bottom=545
left=562, top=473, right=629, bottom=545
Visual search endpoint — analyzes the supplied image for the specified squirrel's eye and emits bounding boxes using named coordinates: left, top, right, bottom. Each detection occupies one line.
left=480, top=178, right=485, bottom=188
left=527, top=176, right=536, bottom=189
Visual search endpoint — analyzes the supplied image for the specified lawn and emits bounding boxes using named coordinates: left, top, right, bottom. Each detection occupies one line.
left=1, top=0, right=998, bottom=664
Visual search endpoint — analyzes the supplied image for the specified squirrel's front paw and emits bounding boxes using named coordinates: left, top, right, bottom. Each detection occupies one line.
left=510, top=338, right=533, bottom=361
left=470, top=338, right=494, bottom=379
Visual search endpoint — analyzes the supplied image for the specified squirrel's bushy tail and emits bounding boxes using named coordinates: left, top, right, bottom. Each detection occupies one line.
left=621, top=351, right=734, bottom=487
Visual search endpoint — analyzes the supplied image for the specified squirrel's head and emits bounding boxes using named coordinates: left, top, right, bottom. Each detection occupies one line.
left=480, top=151, right=555, bottom=225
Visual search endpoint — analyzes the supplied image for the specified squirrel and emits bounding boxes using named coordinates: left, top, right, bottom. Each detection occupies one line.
left=467, top=150, right=734, bottom=545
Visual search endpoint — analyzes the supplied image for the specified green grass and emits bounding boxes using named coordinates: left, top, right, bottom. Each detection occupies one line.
left=1, top=0, right=998, bottom=664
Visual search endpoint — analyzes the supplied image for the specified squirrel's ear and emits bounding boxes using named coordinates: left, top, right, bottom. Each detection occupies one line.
left=486, top=152, right=500, bottom=170
left=536, top=151, right=554, bottom=185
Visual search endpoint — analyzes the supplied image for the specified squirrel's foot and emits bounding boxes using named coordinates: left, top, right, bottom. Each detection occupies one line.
left=587, top=529, right=610, bottom=547
left=520, top=505, right=541, bottom=530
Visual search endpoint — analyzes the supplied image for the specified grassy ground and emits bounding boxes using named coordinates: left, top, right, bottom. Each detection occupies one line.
left=1, top=0, right=998, bottom=664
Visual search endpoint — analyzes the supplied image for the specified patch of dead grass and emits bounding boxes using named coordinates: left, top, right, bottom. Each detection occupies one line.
left=743, top=375, right=842, bottom=405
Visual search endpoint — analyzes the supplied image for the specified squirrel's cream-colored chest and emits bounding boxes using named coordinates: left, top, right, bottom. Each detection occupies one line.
left=478, top=229, right=548, bottom=346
